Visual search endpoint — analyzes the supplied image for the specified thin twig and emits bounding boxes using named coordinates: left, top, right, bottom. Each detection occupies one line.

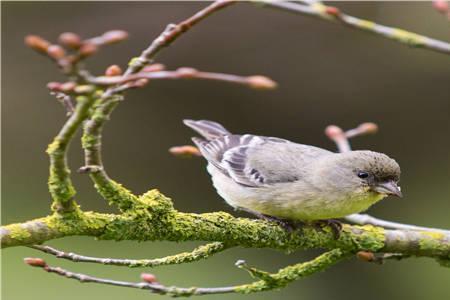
left=88, top=69, right=276, bottom=90
left=258, top=0, right=450, bottom=55
left=346, top=214, right=450, bottom=235
left=103, top=0, right=236, bottom=98
left=24, top=249, right=347, bottom=296
left=30, top=242, right=228, bottom=268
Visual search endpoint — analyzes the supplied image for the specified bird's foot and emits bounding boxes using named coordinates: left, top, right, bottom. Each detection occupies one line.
left=259, top=214, right=301, bottom=232
left=313, top=219, right=343, bottom=238
left=237, top=207, right=299, bottom=232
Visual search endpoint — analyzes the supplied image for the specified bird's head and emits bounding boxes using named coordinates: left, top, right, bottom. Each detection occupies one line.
left=317, top=150, right=402, bottom=200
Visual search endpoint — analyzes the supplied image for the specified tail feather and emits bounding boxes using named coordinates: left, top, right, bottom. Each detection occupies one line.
left=183, top=119, right=230, bottom=140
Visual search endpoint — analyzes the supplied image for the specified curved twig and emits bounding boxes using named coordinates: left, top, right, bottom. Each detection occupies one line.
left=345, top=214, right=450, bottom=235
left=24, top=249, right=348, bottom=296
left=258, top=0, right=450, bottom=55
left=29, top=242, right=229, bottom=268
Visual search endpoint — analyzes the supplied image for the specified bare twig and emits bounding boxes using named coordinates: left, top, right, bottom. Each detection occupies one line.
left=24, top=249, right=348, bottom=296
left=30, top=242, right=228, bottom=268
left=103, top=0, right=236, bottom=98
left=346, top=214, right=450, bottom=235
left=258, top=0, right=450, bottom=55
left=50, top=92, right=75, bottom=116
left=87, top=69, right=276, bottom=90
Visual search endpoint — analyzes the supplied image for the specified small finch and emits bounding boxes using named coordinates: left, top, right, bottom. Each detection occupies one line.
left=184, top=120, right=401, bottom=226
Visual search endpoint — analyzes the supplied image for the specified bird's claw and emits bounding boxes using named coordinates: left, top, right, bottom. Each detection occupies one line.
left=313, top=219, right=343, bottom=238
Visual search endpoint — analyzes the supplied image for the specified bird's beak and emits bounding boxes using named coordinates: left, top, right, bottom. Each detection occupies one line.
left=373, top=180, right=403, bottom=198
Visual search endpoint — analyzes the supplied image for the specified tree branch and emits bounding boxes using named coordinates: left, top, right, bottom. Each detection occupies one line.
left=257, top=0, right=450, bottom=55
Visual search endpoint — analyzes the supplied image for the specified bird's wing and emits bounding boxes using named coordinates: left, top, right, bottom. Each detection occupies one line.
left=192, top=133, right=331, bottom=188
left=183, top=119, right=230, bottom=140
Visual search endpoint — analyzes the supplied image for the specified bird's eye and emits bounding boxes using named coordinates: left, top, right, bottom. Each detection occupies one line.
left=357, top=171, right=369, bottom=179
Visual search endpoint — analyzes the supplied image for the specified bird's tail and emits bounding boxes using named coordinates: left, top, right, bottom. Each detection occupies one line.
left=183, top=119, right=230, bottom=140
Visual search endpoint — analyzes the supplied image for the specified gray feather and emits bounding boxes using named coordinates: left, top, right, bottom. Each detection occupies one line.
left=183, top=119, right=230, bottom=140
left=185, top=119, right=331, bottom=188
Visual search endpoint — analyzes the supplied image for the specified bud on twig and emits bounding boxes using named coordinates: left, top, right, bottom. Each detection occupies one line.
left=169, top=145, right=202, bottom=158
left=47, top=82, right=62, bottom=91
left=24, top=257, right=47, bottom=268
left=47, top=45, right=66, bottom=60
left=357, top=122, right=378, bottom=134
left=325, top=6, right=341, bottom=17
left=325, top=125, right=345, bottom=140
left=79, top=43, right=98, bottom=57
left=24, top=35, right=51, bottom=53
left=433, top=0, right=449, bottom=14
left=141, top=273, right=158, bottom=284
left=356, top=251, right=375, bottom=262
left=246, top=76, right=277, bottom=90
left=102, top=30, right=129, bottom=44
left=105, top=65, right=123, bottom=76
left=58, top=32, right=82, bottom=49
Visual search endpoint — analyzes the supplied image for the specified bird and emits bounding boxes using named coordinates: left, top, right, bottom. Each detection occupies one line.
left=184, top=119, right=402, bottom=229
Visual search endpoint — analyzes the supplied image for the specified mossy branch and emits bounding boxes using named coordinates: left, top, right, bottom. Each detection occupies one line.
left=3, top=0, right=450, bottom=297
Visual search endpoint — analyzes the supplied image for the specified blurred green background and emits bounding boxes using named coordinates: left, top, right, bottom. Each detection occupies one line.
left=2, top=1, right=449, bottom=299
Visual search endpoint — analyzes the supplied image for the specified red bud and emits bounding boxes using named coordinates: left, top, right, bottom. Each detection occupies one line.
left=58, top=32, right=82, bottom=49
left=102, top=30, right=129, bottom=44
left=169, top=145, right=202, bottom=158
left=47, top=45, right=66, bottom=60
left=24, top=257, right=47, bottom=268
left=24, top=35, right=51, bottom=53
left=325, top=6, right=341, bottom=17
left=433, top=0, right=449, bottom=13
left=356, top=251, right=375, bottom=262
left=246, top=76, right=277, bottom=90
left=47, top=82, right=62, bottom=91
left=105, top=65, right=123, bottom=76
left=141, top=273, right=158, bottom=284
left=79, top=43, right=98, bottom=57
left=325, top=125, right=344, bottom=139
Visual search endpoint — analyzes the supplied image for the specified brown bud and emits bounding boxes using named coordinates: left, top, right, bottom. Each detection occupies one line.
left=79, top=43, right=98, bottom=57
left=358, top=122, right=378, bottom=134
left=59, top=82, right=77, bottom=93
left=142, top=63, right=166, bottom=73
left=169, top=145, right=202, bottom=158
left=325, top=125, right=344, bottom=139
left=141, top=273, right=158, bottom=284
left=433, top=0, right=449, bottom=13
left=102, top=30, right=129, bottom=44
left=24, top=257, right=47, bottom=268
left=246, top=76, right=278, bottom=90
left=24, top=35, right=51, bottom=53
left=176, top=67, right=198, bottom=78
left=47, top=82, right=62, bottom=91
left=356, top=251, right=375, bottom=262
left=325, top=6, right=341, bottom=17
left=58, top=32, right=82, bottom=49
left=47, top=45, right=66, bottom=60
left=105, top=65, right=123, bottom=76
